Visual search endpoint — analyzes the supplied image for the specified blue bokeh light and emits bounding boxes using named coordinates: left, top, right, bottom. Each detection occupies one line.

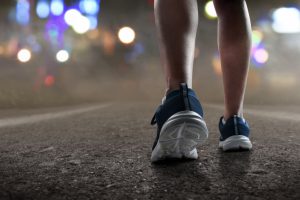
left=16, top=0, right=30, bottom=25
left=87, top=15, right=98, bottom=30
left=36, top=0, right=50, bottom=19
left=79, top=0, right=100, bottom=15
left=50, top=0, right=64, bottom=16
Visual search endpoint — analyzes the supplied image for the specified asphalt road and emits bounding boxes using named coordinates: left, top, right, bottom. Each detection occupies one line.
left=0, top=102, right=299, bottom=200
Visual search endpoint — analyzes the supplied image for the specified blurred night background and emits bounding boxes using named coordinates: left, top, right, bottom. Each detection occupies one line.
left=0, top=0, right=300, bottom=108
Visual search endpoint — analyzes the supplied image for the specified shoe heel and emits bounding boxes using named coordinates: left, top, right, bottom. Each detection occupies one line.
left=153, top=111, right=208, bottom=160
left=220, top=135, right=252, bottom=151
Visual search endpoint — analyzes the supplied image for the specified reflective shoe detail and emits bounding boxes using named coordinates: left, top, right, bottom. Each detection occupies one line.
left=151, top=83, right=208, bottom=163
left=219, top=115, right=252, bottom=151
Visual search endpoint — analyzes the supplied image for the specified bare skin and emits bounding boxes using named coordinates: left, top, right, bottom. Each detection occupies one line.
left=214, top=0, right=252, bottom=120
left=154, top=0, right=252, bottom=120
left=154, top=0, right=198, bottom=91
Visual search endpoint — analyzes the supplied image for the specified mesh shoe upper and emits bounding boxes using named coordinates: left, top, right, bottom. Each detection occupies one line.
left=151, top=83, right=204, bottom=150
left=219, top=116, right=250, bottom=141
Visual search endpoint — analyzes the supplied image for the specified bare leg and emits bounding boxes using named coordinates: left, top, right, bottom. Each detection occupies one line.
left=154, top=0, right=198, bottom=93
left=214, top=0, right=252, bottom=120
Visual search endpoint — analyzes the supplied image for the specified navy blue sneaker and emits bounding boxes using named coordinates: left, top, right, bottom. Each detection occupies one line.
left=150, top=83, right=209, bottom=162
left=219, top=115, right=252, bottom=151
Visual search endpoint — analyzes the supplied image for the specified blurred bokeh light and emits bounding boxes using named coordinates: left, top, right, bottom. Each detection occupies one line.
left=204, top=1, right=217, bottom=19
left=64, top=9, right=82, bottom=26
left=272, top=7, right=300, bottom=34
left=50, top=0, right=64, bottom=16
left=36, top=0, right=50, bottom=19
left=17, top=48, right=31, bottom=63
left=0, top=0, right=300, bottom=108
left=56, top=49, right=69, bottom=62
left=118, top=27, right=136, bottom=44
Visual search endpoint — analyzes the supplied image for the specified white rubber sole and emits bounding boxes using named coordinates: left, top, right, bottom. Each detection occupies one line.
left=151, top=111, right=209, bottom=163
left=219, top=135, right=252, bottom=151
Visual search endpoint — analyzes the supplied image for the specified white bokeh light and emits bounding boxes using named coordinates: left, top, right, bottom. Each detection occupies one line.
left=17, top=48, right=32, bottom=63
left=64, top=9, right=82, bottom=26
left=64, top=9, right=91, bottom=34
left=118, top=27, right=136, bottom=44
left=56, top=50, right=69, bottom=62
left=272, top=7, right=300, bottom=34
left=72, top=15, right=91, bottom=34
left=204, top=1, right=217, bottom=19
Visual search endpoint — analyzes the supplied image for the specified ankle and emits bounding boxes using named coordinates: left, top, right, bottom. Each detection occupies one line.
left=223, top=113, right=243, bottom=121
left=166, top=78, right=192, bottom=94
left=165, top=87, right=179, bottom=96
